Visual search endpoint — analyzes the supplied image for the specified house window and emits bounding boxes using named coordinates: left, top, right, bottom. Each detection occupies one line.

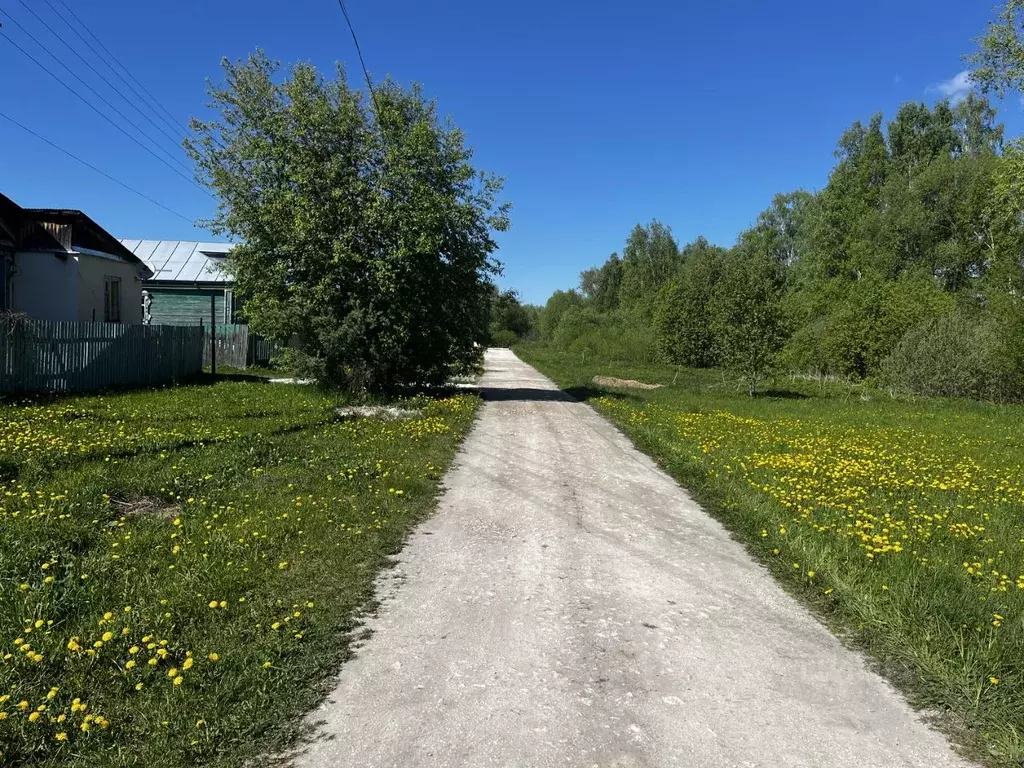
left=104, top=277, right=121, bottom=323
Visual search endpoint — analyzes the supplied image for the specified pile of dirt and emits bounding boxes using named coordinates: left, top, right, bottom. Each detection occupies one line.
left=592, top=375, right=663, bottom=391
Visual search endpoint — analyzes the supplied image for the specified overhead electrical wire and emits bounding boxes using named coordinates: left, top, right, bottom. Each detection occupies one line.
left=0, top=18, right=210, bottom=195
left=335, top=0, right=386, bottom=124
left=15, top=0, right=188, bottom=153
left=0, top=109, right=194, bottom=223
left=43, top=0, right=191, bottom=144
left=0, top=9, right=192, bottom=177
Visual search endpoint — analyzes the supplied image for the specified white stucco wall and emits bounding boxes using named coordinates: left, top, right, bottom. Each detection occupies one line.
left=74, top=253, right=145, bottom=324
left=10, top=251, right=77, bottom=321
left=9, top=251, right=145, bottom=323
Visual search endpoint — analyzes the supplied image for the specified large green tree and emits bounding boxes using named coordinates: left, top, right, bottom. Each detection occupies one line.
left=579, top=253, right=624, bottom=313
left=619, top=220, right=680, bottom=316
left=539, top=289, right=583, bottom=340
left=712, top=251, right=788, bottom=395
left=186, top=52, right=510, bottom=391
left=654, top=238, right=726, bottom=368
left=488, top=287, right=533, bottom=345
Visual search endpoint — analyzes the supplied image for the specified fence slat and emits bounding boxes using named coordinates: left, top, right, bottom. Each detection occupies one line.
left=0, top=319, right=205, bottom=394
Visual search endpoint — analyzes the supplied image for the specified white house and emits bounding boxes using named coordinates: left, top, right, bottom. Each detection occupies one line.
left=0, top=193, right=152, bottom=323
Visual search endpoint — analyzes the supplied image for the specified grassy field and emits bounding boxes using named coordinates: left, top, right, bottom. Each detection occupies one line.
left=517, top=342, right=1024, bottom=767
left=0, top=380, right=478, bottom=766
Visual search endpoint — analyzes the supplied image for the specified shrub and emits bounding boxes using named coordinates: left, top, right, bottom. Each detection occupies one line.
left=552, top=308, right=658, bottom=364
left=489, top=329, right=519, bottom=348
left=881, top=308, right=1024, bottom=401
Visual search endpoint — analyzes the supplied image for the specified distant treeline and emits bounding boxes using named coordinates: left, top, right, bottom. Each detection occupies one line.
left=497, top=94, right=1024, bottom=400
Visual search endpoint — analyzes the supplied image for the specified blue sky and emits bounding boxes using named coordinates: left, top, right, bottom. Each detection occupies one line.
left=1, top=0, right=1019, bottom=304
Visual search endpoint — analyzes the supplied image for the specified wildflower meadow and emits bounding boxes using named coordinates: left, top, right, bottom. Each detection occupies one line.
left=0, top=381, right=477, bottom=766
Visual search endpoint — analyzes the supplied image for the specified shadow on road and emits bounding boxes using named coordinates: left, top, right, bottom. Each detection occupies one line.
left=478, top=386, right=579, bottom=403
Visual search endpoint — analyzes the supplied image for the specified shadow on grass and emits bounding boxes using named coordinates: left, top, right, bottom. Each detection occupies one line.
left=753, top=389, right=810, bottom=400
left=0, top=458, right=18, bottom=483
left=194, top=372, right=274, bottom=385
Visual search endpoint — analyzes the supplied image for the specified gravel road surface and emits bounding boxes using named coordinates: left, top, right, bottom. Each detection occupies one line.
left=293, top=349, right=971, bottom=768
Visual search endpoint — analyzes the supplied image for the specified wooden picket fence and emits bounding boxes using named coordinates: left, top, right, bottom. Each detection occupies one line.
left=203, top=324, right=278, bottom=369
left=0, top=318, right=204, bottom=393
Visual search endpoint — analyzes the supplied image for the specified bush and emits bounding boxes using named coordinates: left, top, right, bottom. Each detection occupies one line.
left=489, top=329, right=519, bottom=348
left=552, top=308, right=658, bottom=364
left=880, top=309, right=1024, bottom=401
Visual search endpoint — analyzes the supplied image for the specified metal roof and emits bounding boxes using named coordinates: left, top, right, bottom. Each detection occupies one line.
left=119, top=239, right=234, bottom=284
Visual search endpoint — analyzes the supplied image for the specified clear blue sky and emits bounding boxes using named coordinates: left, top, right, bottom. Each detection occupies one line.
left=1, top=0, right=1020, bottom=304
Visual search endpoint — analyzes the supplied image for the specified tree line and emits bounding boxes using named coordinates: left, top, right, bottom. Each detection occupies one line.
left=514, top=91, right=1024, bottom=400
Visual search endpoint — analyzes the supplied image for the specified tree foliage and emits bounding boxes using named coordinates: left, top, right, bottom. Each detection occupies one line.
left=711, top=252, right=787, bottom=395
left=619, top=221, right=680, bottom=316
left=654, top=239, right=725, bottom=368
left=186, top=52, right=510, bottom=391
left=539, top=289, right=584, bottom=340
left=969, top=0, right=1024, bottom=97
left=488, top=287, right=535, bottom=346
left=579, top=253, right=624, bottom=313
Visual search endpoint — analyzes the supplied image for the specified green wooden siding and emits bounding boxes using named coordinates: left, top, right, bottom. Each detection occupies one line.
left=146, top=288, right=233, bottom=326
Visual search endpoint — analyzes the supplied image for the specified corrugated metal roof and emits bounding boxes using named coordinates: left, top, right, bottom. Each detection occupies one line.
left=119, top=239, right=234, bottom=284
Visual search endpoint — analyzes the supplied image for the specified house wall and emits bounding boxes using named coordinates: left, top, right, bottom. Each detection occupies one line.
left=145, top=286, right=232, bottom=326
left=74, top=253, right=145, bottom=324
left=10, top=251, right=78, bottom=321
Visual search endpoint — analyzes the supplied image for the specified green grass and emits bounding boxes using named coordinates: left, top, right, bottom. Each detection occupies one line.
left=0, top=381, right=478, bottom=766
left=517, top=341, right=1024, bottom=767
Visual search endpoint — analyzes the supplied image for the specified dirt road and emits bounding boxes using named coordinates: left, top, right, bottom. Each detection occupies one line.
left=294, top=349, right=970, bottom=768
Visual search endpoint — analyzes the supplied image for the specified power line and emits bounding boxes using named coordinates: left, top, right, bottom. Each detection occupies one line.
left=0, top=109, right=194, bottom=223
left=335, top=0, right=386, bottom=123
left=0, top=8, right=192, bottom=176
left=44, top=0, right=191, bottom=144
left=0, top=21, right=210, bottom=195
left=16, top=0, right=188, bottom=153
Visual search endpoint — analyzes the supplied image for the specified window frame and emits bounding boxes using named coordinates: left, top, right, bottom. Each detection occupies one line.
left=103, top=276, right=122, bottom=323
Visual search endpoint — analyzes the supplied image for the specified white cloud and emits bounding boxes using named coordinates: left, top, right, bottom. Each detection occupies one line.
left=933, top=70, right=973, bottom=103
